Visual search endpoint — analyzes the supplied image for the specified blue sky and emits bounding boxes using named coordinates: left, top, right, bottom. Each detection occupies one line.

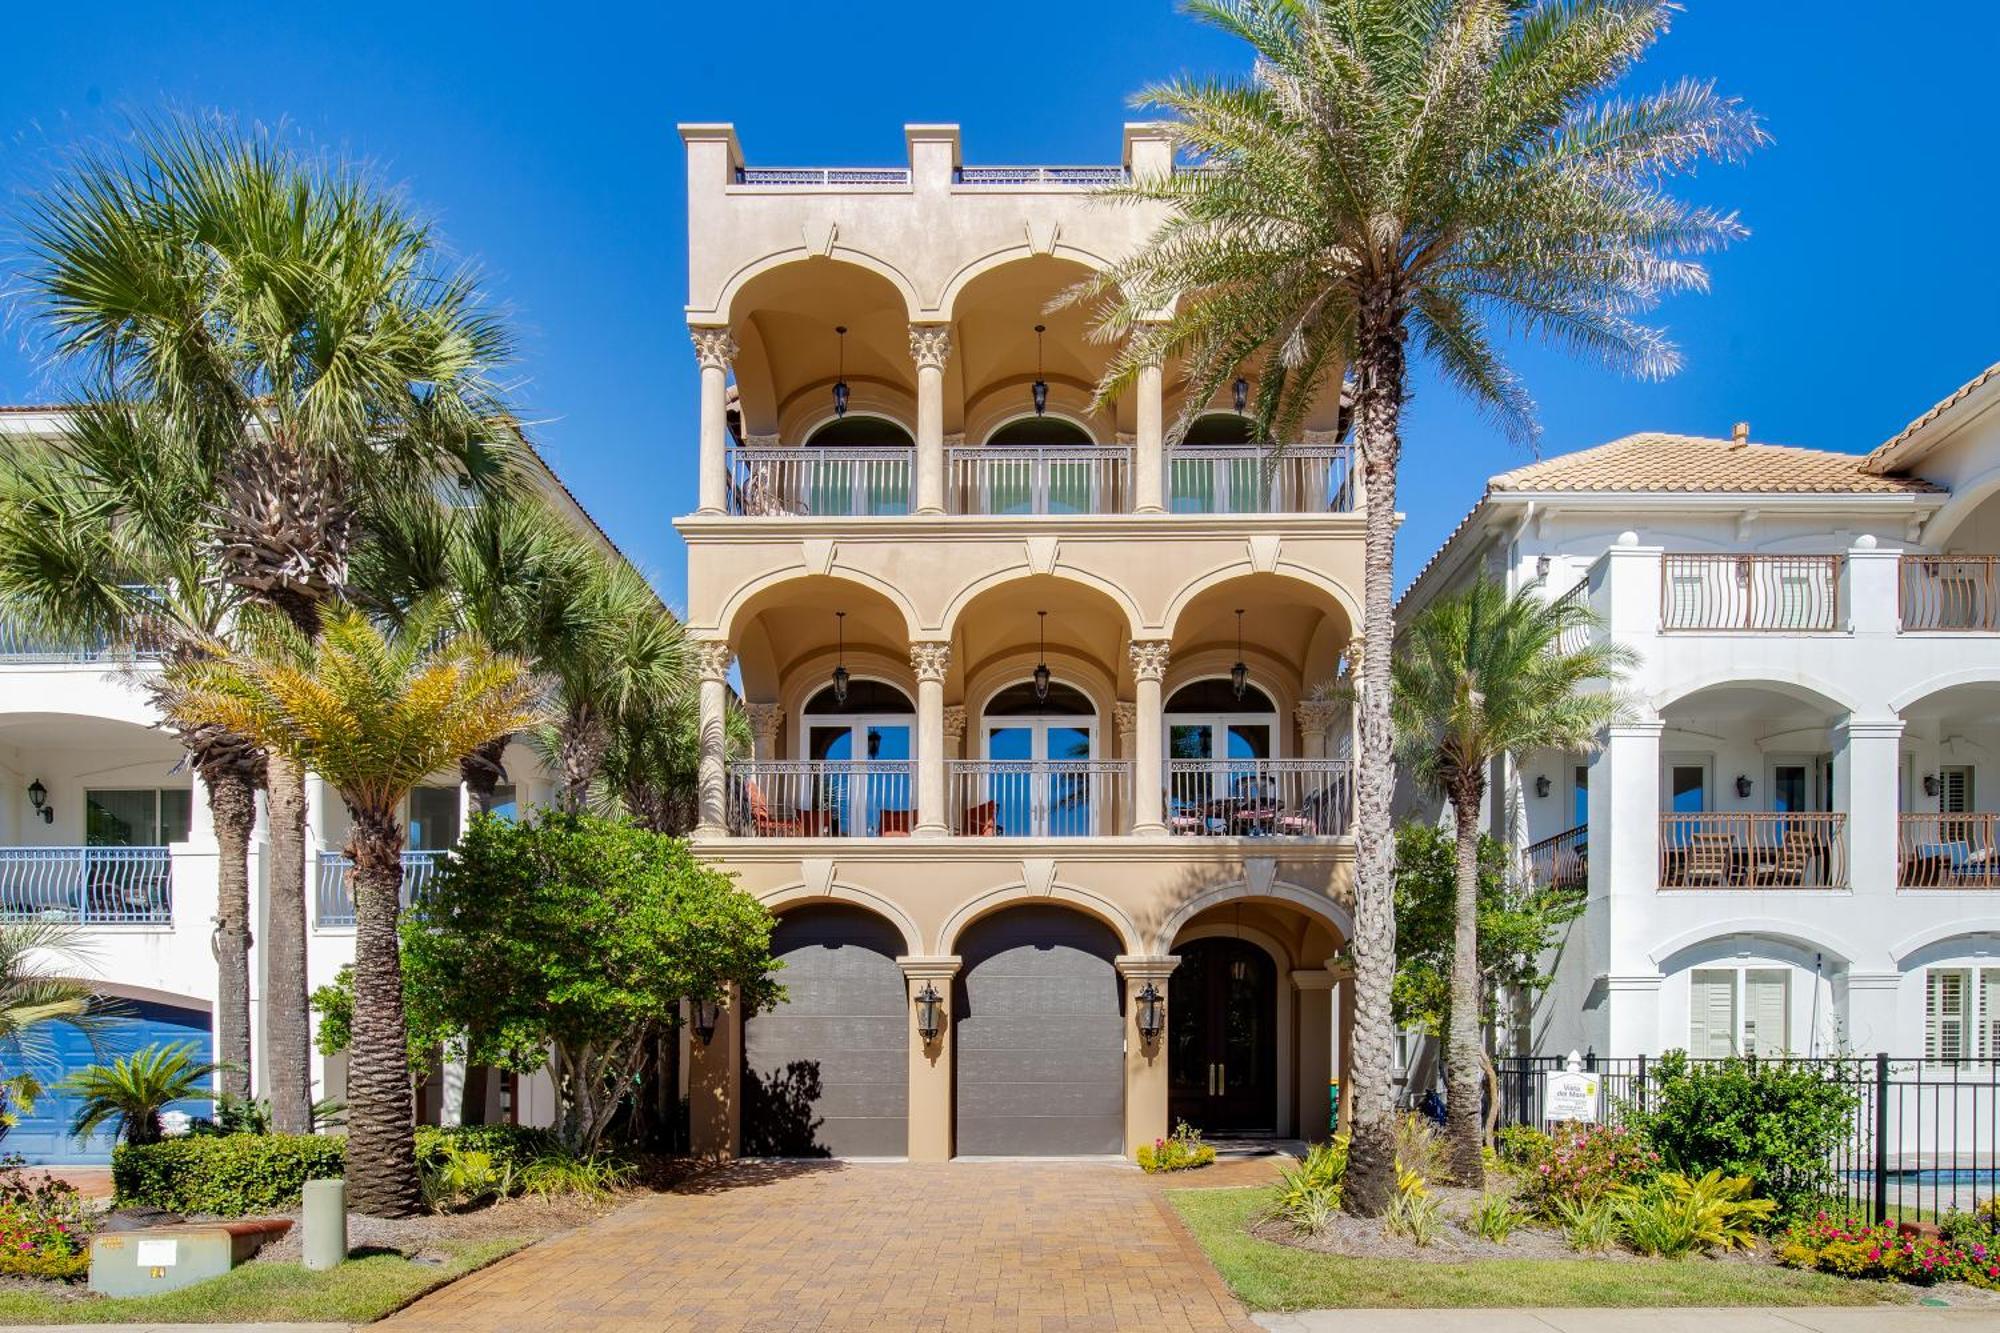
left=3, top=2, right=1995, bottom=607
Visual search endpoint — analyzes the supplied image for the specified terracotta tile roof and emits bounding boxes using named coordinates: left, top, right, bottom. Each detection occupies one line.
left=1488, top=432, right=1941, bottom=495
left=1863, top=361, right=2000, bottom=472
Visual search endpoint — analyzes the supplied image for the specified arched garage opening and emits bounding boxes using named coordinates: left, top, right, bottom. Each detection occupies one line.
left=953, top=904, right=1124, bottom=1156
left=8, top=996, right=213, bottom=1165
left=741, top=904, right=909, bottom=1157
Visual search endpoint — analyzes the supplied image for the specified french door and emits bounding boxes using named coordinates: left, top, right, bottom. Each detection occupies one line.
left=806, top=719, right=913, bottom=836
left=1165, top=716, right=1275, bottom=830
left=982, top=720, right=1098, bottom=837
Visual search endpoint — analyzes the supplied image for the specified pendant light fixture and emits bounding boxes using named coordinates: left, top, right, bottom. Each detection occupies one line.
left=832, top=610, right=850, bottom=706
left=1031, top=324, right=1049, bottom=417
left=832, top=325, right=850, bottom=419
left=1230, top=608, right=1249, bottom=700
left=1032, top=610, right=1051, bottom=703
left=1233, top=375, right=1250, bottom=414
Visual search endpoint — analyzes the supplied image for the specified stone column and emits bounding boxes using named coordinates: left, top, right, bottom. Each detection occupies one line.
left=1134, top=351, right=1165, bottom=513
left=1292, top=965, right=1336, bottom=1142
left=693, top=640, right=734, bottom=839
left=910, top=325, right=952, bottom=514
left=942, top=705, right=967, bottom=759
left=911, top=641, right=951, bottom=836
left=744, top=702, right=783, bottom=764
left=900, top=956, right=961, bottom=1162
left=687, top=986, right=742, bottom=1159
left=1295, top=699, right=1340, bottom=761
left=1129, top=641, right=1171, bottom=836
left=691, top=327, right=737, bottom=515
left=1116, top=954, right=1179, bottom=1155
left=1835, top=718, right=1904, bottom=896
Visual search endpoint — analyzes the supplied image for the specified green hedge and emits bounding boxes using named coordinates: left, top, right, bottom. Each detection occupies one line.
left=112, top=1134, right=346, bottom=1216
left=413, top=1122, right=561, bottom=1175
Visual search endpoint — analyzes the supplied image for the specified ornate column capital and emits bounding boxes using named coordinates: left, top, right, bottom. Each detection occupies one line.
left=1129, top=640, right=1171, bottom=683
left=690, top=326, right=738, bottom=371
left=693, top=639, right=735, bottom=682
left=743, top=701, right=784, bottom=747
left=908, top=324, right=953, bottom=372
left=942, top=705, right=967, bottom=749
left=1295, top=698, right=1342, bottom=732
left=1112, top=701, right=1138, bottom=735
left=909, top=640, right=952, bottom=683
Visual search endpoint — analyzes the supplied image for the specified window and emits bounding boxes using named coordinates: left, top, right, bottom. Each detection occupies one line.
left=85, top=788, right=192, bottom=847
left=1572, top=764, right=1590, bottom=830
left=1670, top=764, right=1708, bottom=813
left=407, top=787, right=462, bottom=852
left=1925, top=967, right=2000, bottom=1059
left=1690, top=966, right=1791, bottom=1058
left=1941, top=766, right=1974, bottom=815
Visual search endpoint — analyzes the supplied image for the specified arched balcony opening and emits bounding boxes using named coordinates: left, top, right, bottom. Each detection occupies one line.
left=1897, top=681, right=2000, bottom=887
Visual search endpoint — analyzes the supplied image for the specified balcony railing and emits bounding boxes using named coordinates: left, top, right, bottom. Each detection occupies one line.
left=1164, top=759, right=1351, bottom=837
left=1899, top=813, right=2000, bottom=888
left=1660, top=553, right=1844, bottom=632
left=315, top=849, right=445, bottom=928
left=0, top=848, right=172, bottom=925
left=726, top=446, right=914, bottom=517
left=946, top=446, right=1131, bottom=515
left=1900, top=555, right=2000, bottom=632
left=1658, top=813, right=1847, bottom=889
left=948, top=760, right=1130, bottom=837
left=727, top=760, right=916, bottom=838
left=1167, top=445, right=1356, bottom=514
left=1550, top=576, right=1597, bottom=656
left=1524, top=824, right=1588, bottom=890
left=734, top=166, right=909, bottom=187
left=955, top=165, right=1128, bottom=187
left=1, top=587, right=171, bottom=663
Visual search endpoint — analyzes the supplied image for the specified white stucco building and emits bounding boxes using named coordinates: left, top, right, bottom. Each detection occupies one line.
left=1399, top=363, right=2000, bottom=1067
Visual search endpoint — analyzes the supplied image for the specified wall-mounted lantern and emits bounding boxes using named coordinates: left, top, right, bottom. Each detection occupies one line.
left=1136, top=982, right=1166, bottom=1043
left=1924, top=773, right=1940, bottom=798
left=26, top=779, right=52, bottom=826
left=1735, top=774, right=1753, bottom=799
left=1534, top=774, right=1551, bottom=799
left=692, top=998, right=723, bottom=1047
left=914, top=982, right=943, bottom=1044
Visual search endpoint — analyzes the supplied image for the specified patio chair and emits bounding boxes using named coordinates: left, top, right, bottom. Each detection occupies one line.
left=876, top=808, right=916, bottom=838
left=1753, top=828, right=1816, bottom=888
left=958, top=800, right=1001, bottom=837
left=744, top=780, right=828, bottom=837
left=1685, top=832, right=1735, bottom=887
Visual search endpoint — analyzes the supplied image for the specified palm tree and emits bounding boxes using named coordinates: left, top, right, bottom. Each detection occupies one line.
left=1072, top=0, right=1758, bottom=1212
left=1389, top=577, right=1632, bottom=1181
left=60, top=1042, right=223, bottom=1146
left=163, top=602, right=540, bottom=1216
left=0, top=922, right=105, bottom=1125
left=0, top=401, right=266, bottom=1102
left=18, top=117, right=520, bottom=1134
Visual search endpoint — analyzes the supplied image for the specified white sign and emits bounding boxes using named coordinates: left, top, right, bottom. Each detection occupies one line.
left=135, top=1239, right=179, bottom=1268
left=1544, top=1070, right=1600, bottom=1124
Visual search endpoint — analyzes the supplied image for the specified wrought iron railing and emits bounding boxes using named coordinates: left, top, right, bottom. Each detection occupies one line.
left=1899, top=813, right=2000, bottom=888
left=1164, top=759, right=1351, bottom=837
left=948, top=760, right=1130, bottom=838
left=1659, top=553, right=1844, bottom=631
left=726, top=445, right=915, bottom=517
left=0, top=847, right=172, bottom=925
left=1657, top=812, right=1847, bottom=889
left=955, top=165, right=1128, bottom=187
left=946, top=446, right=1131, bottom=515
left=314, top=849, right=445, bottom=928
left=734, top=166, right=909, bottom=186
left=1524, top=823, right=1588, bottom=890
left=1549, top=575, right=1597, bottom=655
left=727, top=760, right=916, bottom=838
left=1900, top=554, right=2000, bottom=632
left=1166, top=444, right=1356, bottom=514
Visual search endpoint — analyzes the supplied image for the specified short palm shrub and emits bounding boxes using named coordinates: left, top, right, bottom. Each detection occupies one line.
left=1139, top=1122, right=1216, bottom=1174
left=1613, top=1170, right=1773, bottom=1258
left=1271, top=1137, right=1347, bottom=1234
left=59, top=1042, right=222, bottom=1146
left=1519, top=1123, right=1659, bottom=1217
left=1468, top=1191, right=1526, bottom=1243
left=113, top=1134, right=346, bottom=1215
left=420, top=1144, right=511, bottom=1212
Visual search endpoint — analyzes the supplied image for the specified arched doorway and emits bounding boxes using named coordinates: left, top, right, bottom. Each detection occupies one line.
left=1165, top=678, right=1281, bottom=836
left=802, top=679, right=915, bottom=837
left=1168, top=938, right=1278, bottom=1134
left=954, top=904, right=1124, bottom=1156
left=979, top=680, right=1100, bottom=836
left=742, top=904, right=909, bottom=1157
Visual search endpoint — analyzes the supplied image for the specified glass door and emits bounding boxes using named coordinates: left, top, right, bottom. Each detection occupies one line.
left=1165, top=717, right=1274, bottom=834
left=983, top=720, right=1097, bottom=837
left=1168, top=938, right=1277, bottom=1133
left=808, top=721, right=913, bottom=837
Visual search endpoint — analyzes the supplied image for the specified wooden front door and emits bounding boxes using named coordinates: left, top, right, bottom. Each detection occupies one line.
left=1168, top=938, right=1277, bottom=1134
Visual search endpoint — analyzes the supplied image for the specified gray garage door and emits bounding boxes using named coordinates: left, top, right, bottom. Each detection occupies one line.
left=954, top=906, right=1124, bottom=1156
left=742, top=905, right=908, bottom=1157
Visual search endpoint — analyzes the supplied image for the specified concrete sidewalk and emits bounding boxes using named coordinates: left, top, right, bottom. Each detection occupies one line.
left=1254, top=1310, right=2000, bottom=1333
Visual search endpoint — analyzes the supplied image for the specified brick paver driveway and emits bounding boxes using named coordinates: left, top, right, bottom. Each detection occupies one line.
left=383, top=1159, right=1256, bottom=1331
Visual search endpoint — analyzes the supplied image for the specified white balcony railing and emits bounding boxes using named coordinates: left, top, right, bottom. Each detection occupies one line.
left=727, top=446, right=914, bottom=517
left=1659, top=554, right=1844, bottom=632
left=735, top=166, right=909, bottom=187
left=955, top=165, right=1128, bottom=187
left=0, top=847, right=172, bottom=925
left=948, top=760, right=1130, bottom=837
left=1167, top=445, right=1356, bottom=514
left=1164, top=759, right=1351, bottom=837
left=946, top=446, right=1131, bottom=515
left=314, top=849, right=445, bottom=928
left=727, top=760, right=916, bottom=838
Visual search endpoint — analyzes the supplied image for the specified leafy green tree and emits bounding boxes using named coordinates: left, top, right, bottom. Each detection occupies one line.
left=60, top=1042, right=223, bottom=1146
left=399, top=812, right=781, bottom=1154
left=0, top=923, right=105, bottom=1125
left=163, top=602, right=540, bottom=1217
left=1391, top=577, right=1631, bottom=1180
left=1074, top=0, right=1758, bottom=1212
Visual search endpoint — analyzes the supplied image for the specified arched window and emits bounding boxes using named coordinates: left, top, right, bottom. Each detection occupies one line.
left=800, top=680, right=914, bottom=836
left=804, top=416, right=915, bottom=449
left=1164, top=679, right=1283, bottom=834
left=976, top=681, right=1100, bottom=837
left=1182, top=413, right=1256, bottom=447
left=985, top=416, right=1095, bottom=447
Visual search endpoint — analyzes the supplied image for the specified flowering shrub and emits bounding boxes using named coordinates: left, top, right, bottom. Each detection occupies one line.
left=1780, top=1212, right=2000, bottom=1289
left=1138, top=1122, right=1216, bottom=1174
left=1519, top=1123, right=1660, bottom=1217
left=0, top=1167, right=92, bottom=1280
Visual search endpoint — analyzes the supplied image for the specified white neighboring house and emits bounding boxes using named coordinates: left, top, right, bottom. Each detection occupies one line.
left=0, top=405, right=616, bottom=1161
left=1396, top=362, right=2000, bottom=1069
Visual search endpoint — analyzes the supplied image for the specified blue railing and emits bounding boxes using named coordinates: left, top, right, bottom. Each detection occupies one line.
left=0, top=848, right=172, bottom=925
left=314, top=850, right=444, bottom=928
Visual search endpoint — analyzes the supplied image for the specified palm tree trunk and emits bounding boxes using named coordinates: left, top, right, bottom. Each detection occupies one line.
left=346, top=810, right=422, bottom=1217
left=207, top=767, right=257, bottom=1102
left=1445, top=787, right=1487, bottom=1184
left=264, top=753, right=313, bottom=1134
left=1343, top=293, right=1408, bottom=1217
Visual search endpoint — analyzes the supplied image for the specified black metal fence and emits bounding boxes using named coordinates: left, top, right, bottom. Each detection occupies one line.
left=1495, top=1054, right=2000, bottom=1225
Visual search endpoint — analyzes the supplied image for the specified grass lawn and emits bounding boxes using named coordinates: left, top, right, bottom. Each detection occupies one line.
left=1171, top=1187, right=1907, bottom=1312
left=0, top=1236, right=525, bottom=1325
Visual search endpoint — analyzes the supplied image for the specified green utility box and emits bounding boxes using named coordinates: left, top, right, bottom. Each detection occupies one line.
left=90, top=1220, right=292, bottom=1297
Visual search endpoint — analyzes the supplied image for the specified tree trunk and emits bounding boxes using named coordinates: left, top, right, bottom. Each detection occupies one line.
left=1342, top=294, right=1409, bottom=1217
left=345, top=810, right=422, bottom=1217
left=208, top=767, right=257, bottom=1102
left=455, top=738, right=510, bottom=1127
left=263, top=753, right=313, bottom=1134
left=1444, top=785, right=1488, bottom=1184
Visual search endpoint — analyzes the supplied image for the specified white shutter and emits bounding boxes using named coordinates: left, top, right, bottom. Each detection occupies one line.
left=1928, top=969, right=1969, bottom=1060
left=1745, top=969, right=1790, bottom=1058
left=1983, top=970, right=2000, bottom=1060
left=1690, top=970, right=1738, bottom=1059
left=1942, top=767, right=1974, bottom=815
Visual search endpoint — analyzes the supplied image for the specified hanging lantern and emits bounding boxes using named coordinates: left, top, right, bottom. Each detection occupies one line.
left=1233, top=375, right=1249, bottom=414
left=1136, top=982, right=1166, bottom=1042
left=1033, top=610, right=1051, bottom=703
left=1230, top=608, right=1249, bottom=700
left=914, top=982, right=944, bottom=1043
left=832, top=610, right=850, bottom=706
left=832, top=325, right=850, bottom=418
left=692, top=997, right=723, bottom=1046
left=1031, top=324, right=1049, bottom=417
